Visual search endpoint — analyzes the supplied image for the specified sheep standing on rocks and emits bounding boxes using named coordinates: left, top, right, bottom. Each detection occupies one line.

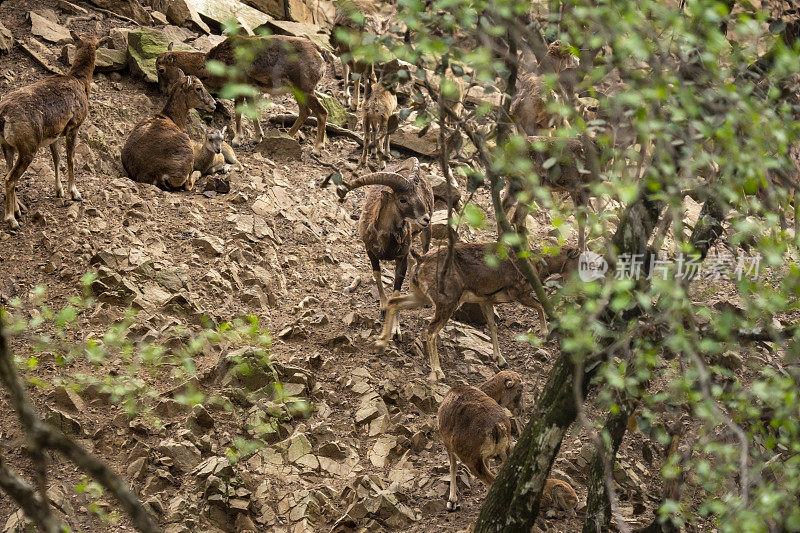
left=437, top=371, right=522, bottom=511
left=0, top=32, right=103, bottom=229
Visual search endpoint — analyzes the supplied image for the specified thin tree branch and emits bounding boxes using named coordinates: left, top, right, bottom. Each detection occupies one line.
left=0, top=453, right=63, bottom=533
left=0, top=319, right=162, bottom=533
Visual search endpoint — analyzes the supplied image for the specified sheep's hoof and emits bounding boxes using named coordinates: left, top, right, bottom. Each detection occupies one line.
left=231, top=136, right=243, bottom=148
left=6, top=218, right=19, bottom=231
left=375, top=339, right=389, bottom=352
left=495, top=357, right=508, bottom=368
left=70, top=188, right=83, bottom=202
left=55, top=187, right=64, bottom=198
left=446, top=500, right=459, bottom=512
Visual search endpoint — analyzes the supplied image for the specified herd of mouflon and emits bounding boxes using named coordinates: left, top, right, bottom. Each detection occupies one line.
left=0, top=13, right=586, bottom=521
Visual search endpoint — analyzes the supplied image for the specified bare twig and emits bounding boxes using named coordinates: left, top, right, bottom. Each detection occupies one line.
left=685, top=345, right=750, bottom=505
left=267, top=114, right=364, bottom=145
left=0, top=454, right=63, bottom=533
left=0, top=320, right=162, bottom=533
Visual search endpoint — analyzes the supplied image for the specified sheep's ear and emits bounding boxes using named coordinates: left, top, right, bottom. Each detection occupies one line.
left=221, top=125, right=227, bottom=135
left=70, top=30, right=80, bottom=44
left=168, top=42, right=174, bottom=51
left=505, top=378, right=515, bottom=389
left=175, top=68, right=187, bottom=86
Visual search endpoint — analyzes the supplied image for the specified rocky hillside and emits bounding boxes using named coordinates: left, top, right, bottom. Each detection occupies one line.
left=0, top=1, right=671, bottom=531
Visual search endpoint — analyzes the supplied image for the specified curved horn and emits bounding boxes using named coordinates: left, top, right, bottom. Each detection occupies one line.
left=337, top=171, right=412, bottom=200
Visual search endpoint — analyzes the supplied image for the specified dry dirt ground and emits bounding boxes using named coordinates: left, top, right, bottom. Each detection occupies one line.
left=0, top=1, right=764, bottom=532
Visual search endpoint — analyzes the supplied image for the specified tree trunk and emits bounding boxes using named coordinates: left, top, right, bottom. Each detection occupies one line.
left=475, top=194, right=663, bottom=531
left=582, top=405, right=635, bottom=533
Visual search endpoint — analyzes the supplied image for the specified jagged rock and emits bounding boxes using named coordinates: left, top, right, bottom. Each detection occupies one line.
left=713, top=350, right=743, bottom=371
left=127, top=28, right=196, bottom=83
left=191, top=34, right=227, bottom=53
left=19, top=37, right=64, bottom=75
left=256, top=132, right=303, bottom=161
left=287, top=433, right=313, bottom=463
left=187, top=404, right=215, bottom=432
left=155, top=398, right=192, bottom=418
left=44, top=406, right=83, bottom=436
left=2, top=510, right=31, bottom=533
left=194, top=456, right=233, bottom=479
left=246, top=407, right=289, bottom=442
left=61, top=44, right=129, bottom=71
left=158, top=438, right=202, bottom=473
left=52, top=385, right=86, bottom=412
left=152, top=0, right=211, bottom=33
left=30, top=11, right=71, bottom=44
left=429, top=172, right=461, bottom=205
left=192, top=235, right=225, bottom=256
left=234, top=514, right=258, bottom=533
left=368, top=435, right=398, bottom=468
left=318, top=440, right=345, bottom=460
left=354, top=392, right=388, bottom=425
left=178, top=0, right=271, bottom=35
left=368, top=414, right=389, bottom=437
left=127, top=457, right=148, bottom=481
left=335, top=476, right=416, bottom=528
left=446, top=323, right=495, bottom=363
left=429, top=209, right=460, bottom=240
left=325, top=333, right=356, bottom=352
left=317, top=92, right=353, bottom=127
left=402, top=381, right=437, bottom=413
left=243, top=0, right=284, bottom=18
left=0, top=22, right=14, bottom=53
left=390, top=126, right=439, bottom=158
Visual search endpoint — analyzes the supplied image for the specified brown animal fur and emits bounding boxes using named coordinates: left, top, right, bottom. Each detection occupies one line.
left=121, top=70, right=216, bottom=190
left=510, top=40, right=578, bottom=137
left=156, top=35, right=327, bottom=151
left=360, top=77, right=398, bottom=166
left=0, top=32, right=100, bottom=229
left=541, top=478, right=579, bottom=513
left=192, top=126, right=243, bottom=175
left=437, top=371, right=523, bottom=511
left=525, top=136, right=598, bottom=248
left=335, top=157, right=433, bottom=332
left=331, top=0, right=381, bottom=111
left=377, top=243, right=580, bottom=381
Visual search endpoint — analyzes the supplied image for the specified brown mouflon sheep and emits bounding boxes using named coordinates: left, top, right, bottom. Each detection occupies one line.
left=193, top=126, right=243, bottom=176
left=510, top=40, right=578, bottom=137
left=0, top=32, right=102, bottom=229
left=524, top=136, right=598, bottom=249
left=121, top=69, right=216, bottom=190
left=360, top=60, right=406, bottom=167
left=331, top=0, right=382, bottom=111
left=377, top=244, right=579, bottom=381
left=335, top=157, right=434, bottom=335
left=438, top=370, right=523, bottom=511
left=156, top=35, right=327, bottom=151
left=541, top=478, right=579, bottom=514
